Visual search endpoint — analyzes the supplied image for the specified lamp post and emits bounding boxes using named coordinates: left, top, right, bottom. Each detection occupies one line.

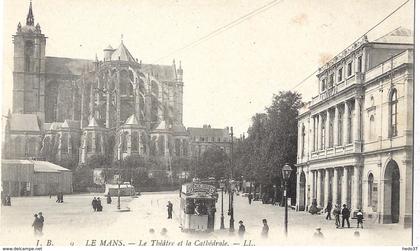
left=282, top=163, right=293, bottom=236
left=220, top=185, right=225, bottom=229
left=228, top=126, right=235, bottom=232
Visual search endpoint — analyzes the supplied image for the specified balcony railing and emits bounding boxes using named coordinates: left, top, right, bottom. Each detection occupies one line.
left=310, top=142, right=360, bottom=160
left=311, top=72, right=364, bottom=106
left=365, top=50, right=413, bottom=82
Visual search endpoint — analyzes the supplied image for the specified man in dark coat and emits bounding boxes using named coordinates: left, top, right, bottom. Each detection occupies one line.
left=97, top=198, right=103, bottom=212
left=167, top=201, right=173, bottom=219
left=248, top=193, right=253, bottom=205
left=325, top=201, right=332, bottom=220
left=92, top=197, right=98, bottom=211
left=107, top=192, right=112, bottom=204
left=32, top=214, right=41, bottom=235
left=38, top=212, right=45, bottom=233
left=341, top=204, right=351, bottom=228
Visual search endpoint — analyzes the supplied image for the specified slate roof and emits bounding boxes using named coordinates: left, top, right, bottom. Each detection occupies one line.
left=45, top=57, right=93, bottom=76
left=32, top=161, right=71, bottom=173
left=187, top=127, right=229, bottom=138
left=374, top=27, right=413, bottom=44
left=9, top=114, right=40, bottom=132
left=141, top=64, right=177, bottom=81
left=111, top=42, right=136, bottom=62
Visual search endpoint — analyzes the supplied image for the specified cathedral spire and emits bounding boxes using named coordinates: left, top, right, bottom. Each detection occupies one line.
left=26, top=0, right=34, bottom=26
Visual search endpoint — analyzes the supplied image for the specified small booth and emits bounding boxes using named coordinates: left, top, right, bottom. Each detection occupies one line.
left=179, top=182, right=218, bottom=232
left=104, top=182, right=135, bottom=196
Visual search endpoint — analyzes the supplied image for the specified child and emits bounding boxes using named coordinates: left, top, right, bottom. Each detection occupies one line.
left=356, top=209, right=364, bottom=229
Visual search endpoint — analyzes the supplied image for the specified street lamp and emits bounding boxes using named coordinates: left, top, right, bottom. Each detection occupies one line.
left=228, top=127, right=235, bottom=232
left=220, top=182, right=225, bottom=230
left=282, top=163, right=293, bottom=236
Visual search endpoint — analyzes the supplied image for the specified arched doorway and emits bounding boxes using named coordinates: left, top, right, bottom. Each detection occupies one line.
left=384, top=160, right=400, bottom=223
left=298, top=172, right=306, bottom=211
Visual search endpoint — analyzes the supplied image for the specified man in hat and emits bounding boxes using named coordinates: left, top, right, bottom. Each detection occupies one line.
left=333, top=204, right=341, bottom=228
left=167, top=201, right=173, bottom=219
left=238, top=220, right=246, bottom=237
left=341, top=204, right=351, bottom=228
left=38, top=212, right=44, bottom=233
left=313, top=227, right=324, bottom=238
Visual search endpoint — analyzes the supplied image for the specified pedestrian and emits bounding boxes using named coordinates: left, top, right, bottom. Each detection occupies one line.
left=32, top=214, right=41, bottom=235
left=333, top=204, right=341, bottom=228
left=207, top=205, right=216, bottom=231
left=261, top=219, right=269, bottom=238
left=341, top=204, right=350, bottom=228
left=56, top=193, right=60, bottom=203
left=38, top=212, right=44, bottom=234
left=5, top=195, right=11, bottom=206
left=97, top=198, right=103, bottom=212
left=60, top=192, right=64, bottom=203
left=107, top=192, right=112, bottom=204
left=325, top=201, right=332, bottom=220
left=92, top=197, right=98, bottom=211
left=238, top=220, right=246, bottom=237
left=167, top=201, right=173, bottom=219
left=356, top=209, right=364, bottom=229
left=313, top=227, right=324, bottom=238
left=248, top=193, right=253, bottom=205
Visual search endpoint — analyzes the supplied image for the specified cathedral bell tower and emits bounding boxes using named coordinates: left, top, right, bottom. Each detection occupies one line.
left=12, top=1, right=46, bottom=123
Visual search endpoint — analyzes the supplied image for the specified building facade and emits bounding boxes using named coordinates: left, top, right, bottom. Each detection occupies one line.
left=188, top=125, right=232, bottom=157
left=3, top=3, right=190, bottom=169
left=295, top=28, right=413, bottom=227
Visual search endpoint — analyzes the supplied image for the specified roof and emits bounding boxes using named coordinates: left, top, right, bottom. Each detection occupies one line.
left=32, top=161, right=71, bottom=173
left=9, top=114, right=40, bottom=132
left=125, top=114, right=139, bottom=126
left=111, top=42, right=136, bottom=62
left=172, top=124, right=187, bottom=134
left=187, top=127, right=229, bottom=138
left=374, top=27, right=413, bottom=44
left=1, top=159, right=33, bottom=165
left=87, top=117, right=100, bottom=127
left=45, top=122, right=62, bottom=131
left=62, top=119, right=80, bottom=129
left=45, top=57, right=93, bottom=76
left=141, top=64, right=177, bottom=81
left=154, top=120, right=168, bottom=131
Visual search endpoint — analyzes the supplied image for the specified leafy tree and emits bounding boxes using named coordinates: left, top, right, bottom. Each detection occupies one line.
left=197, top=147, right=229, bottom=180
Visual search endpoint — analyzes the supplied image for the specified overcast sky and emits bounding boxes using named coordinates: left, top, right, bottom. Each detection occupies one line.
left=1, top=0, right=414, bottom=136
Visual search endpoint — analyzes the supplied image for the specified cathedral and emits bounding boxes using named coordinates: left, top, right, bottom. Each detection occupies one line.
left=3, top=2, right=190, bottom=168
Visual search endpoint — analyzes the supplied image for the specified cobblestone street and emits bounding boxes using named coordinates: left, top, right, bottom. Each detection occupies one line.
left=0, top=192, right=411, bottom=246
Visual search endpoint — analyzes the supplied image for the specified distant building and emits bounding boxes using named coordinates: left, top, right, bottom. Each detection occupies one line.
left=1, top=160, right=73, bottom=196
left=295, top=27, right=413, bottom=227
left=188, top=125, right=231, bottom=157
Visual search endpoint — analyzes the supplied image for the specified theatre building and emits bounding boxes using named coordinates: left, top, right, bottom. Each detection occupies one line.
left=295, top=28, right=413, bottom=227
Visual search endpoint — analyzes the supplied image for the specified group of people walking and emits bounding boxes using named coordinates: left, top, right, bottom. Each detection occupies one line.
left=32, top=212, right=45, bottom=235
left=91, top=197, right=103, bottom=212
left=323, top=201, right=364, bottom=229
left=237, top=219, right=270, bottom=238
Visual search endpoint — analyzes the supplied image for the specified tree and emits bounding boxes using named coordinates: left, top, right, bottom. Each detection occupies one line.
left=197, top=147, right=230, bottom=180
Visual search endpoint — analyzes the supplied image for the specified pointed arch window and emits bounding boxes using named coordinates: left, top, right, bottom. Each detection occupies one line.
left=390, top=89, right=398, bottom=137
left=131, top=131, right=139, bottom=152
left=24, top=41, right=34, bottom=72
left=368, top=173, right=374, bottom=206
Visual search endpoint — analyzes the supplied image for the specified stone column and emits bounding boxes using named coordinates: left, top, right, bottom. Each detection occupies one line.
left=343, top=101, right=349, bottom=145
left=324, top=169, right=330, bottom=207
left=316, top=170, right=322, bottom=206
left=334, top=105, right=339, bottom=146
left=342, top=167, right=348, bottom=206
left=333, top=168, right=338, bottom=205
left=353, top=97, right=361, bottom=142
left=310, top=170, right=315, bottom=202
left=312, top=116, right=316, bottom=151
left=325, top=110, right=330, bottom=148
left=352, top=166, right=361, bottom=210
left=296, top=169, right=301, bottom=211
left=317, top=115, right=322, bottom=150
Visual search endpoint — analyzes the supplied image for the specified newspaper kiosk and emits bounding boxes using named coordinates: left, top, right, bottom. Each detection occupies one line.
left=180, top=182, right=218, bottom=232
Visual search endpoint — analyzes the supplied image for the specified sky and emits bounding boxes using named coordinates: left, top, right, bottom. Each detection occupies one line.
left=1, top=0, right=414, bottom=136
